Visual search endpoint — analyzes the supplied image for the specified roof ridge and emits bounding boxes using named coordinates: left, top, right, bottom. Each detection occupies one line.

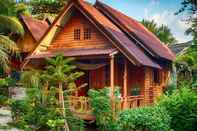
left=23, top=0, right=161, bottom=69
left=95, top=0, right=175, bottom=61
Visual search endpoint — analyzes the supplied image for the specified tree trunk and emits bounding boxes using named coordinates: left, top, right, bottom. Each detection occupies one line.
left=58, top=82, right=70, bottom=131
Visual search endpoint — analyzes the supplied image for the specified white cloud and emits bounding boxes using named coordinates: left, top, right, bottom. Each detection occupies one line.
left=144, top=10, right=192, bottom=43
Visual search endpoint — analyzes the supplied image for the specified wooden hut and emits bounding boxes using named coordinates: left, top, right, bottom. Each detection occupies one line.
left=23, top=0, right=175, bottom=120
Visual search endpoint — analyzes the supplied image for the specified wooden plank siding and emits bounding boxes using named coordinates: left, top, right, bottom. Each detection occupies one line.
left=48, top=11, right=114, bottom=51
left=144, top=67, right=171, bottom=105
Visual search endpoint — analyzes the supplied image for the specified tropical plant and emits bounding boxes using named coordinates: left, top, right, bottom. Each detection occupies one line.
left=118, top=106, right=171, bottom=131
left=158, top=85, right=197, bottom=131
left=0, top=0, right=25, bottom=70
left=142, top=19, right=177, bottom=45
left=20, top=69, right=43, bottom=88
left=175, top=0, right=197, bottom=84
left=88, top=87, right=121, bottom=131
left=24, top=0, right=68, bottom=14
left=19, top=55, right=85, bottom=130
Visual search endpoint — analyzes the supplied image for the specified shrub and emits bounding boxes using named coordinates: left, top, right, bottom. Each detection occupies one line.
left=10, top=87, right=85, bottom=131
left=88, top=87, right=120, bottom=131
left=118, top=106, right=171, bottom=131
left=0, top=94, right=9, bottom=106
left=158, top=86, right=197, bottom=131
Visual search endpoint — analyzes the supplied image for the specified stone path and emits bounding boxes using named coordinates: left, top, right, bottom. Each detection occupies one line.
left=0, top=108, right=19, bottom=131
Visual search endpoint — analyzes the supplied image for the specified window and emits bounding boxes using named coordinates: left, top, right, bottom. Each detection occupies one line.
left=74, top=29, right=80, bottom=40
left=84, top=28, right=91, bottom=40
left=153, top=69, right=160, bottom=84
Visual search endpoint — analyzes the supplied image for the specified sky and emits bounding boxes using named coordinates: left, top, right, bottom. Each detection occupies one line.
left=87, top=0, right=192, bottom=43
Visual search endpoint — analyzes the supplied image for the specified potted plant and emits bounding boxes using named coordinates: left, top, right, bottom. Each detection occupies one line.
left=131, top=85, right=140, bottom=96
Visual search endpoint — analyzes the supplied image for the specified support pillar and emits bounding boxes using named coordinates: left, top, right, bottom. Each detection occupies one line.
left=123, top=59, right=128, bottom=109
left=110, top=55, right=115, bottom=98
left=110, top=54, right=115, bottom=117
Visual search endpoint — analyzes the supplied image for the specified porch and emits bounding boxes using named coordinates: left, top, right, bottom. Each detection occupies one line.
left=27, top=49, right=164, bottom=121
left=66, top=95, right=144, bottom=121
left=65, top=53, right=151, bottom=120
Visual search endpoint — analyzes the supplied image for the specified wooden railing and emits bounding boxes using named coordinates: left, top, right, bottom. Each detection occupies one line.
left=66, top=96, right=94, bottom=120
left=67, top=95, right=144, bottom=114
left=120, top=95, right=144, bottom=109
left=66, top=96, right=92, bottom=114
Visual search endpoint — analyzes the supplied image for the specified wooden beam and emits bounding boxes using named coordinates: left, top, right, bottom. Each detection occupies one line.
left=110, top=55, right=115, bottom=97
left=110, top=54, right=116, bottom=118
left=123, top=59, right=128, bottom=109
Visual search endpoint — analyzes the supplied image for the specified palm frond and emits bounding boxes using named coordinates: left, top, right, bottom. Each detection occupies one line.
left=0, top=15, right=24, bottom=35
left=0, top=35, right=19, bottom=54
left=0, top=46, right=9, bottom=70
left=20, top=69, right=42, bottom=88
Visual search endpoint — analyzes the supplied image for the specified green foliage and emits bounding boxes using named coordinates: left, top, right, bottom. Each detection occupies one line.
left=45, top=54, right=84, bottom=89
left=0, top=77, right=16, bottom=87
left=0, top=0, right=23, bottom=70
left=20, top=69, right=42, bottom=88
left=175, top=0, right=197, bottom=85
left=88, top=87, right=120, bottom=131
left=11, top=87, right=84, bottom=130
left=17, top=55, right=85, bottom=130
left=118, top=106, right=171, bottom=131
left=0, top=94, right=9, bottom=106
left=158, top=86, right=197, bottom=131
left=141, top=19, right=177, bottom=45
left=29, top=0, right=68, bottom=14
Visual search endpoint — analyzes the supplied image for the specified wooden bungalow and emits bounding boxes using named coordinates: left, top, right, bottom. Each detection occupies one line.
left=23, top=0, right=175, bottom=120
left=9, top=15, right=50, bottom=76
left=17, top=15, right=50, bottom=57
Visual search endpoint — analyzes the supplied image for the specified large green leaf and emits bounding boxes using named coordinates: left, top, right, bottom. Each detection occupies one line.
left=0, top=35, right=19, bottom=70
left=0, top=15, right=24, bottom=35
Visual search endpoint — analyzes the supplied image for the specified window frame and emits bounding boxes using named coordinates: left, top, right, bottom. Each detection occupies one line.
left=74, top=29, right=81, bottom=40
left=153, top=69, right=160, bottom=84
left=84, top=28, right=91, bottom=40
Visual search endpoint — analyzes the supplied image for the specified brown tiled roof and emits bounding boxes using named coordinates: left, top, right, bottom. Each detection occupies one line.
left=77, top=0, right=160, bottom=68
left=95, top=1, right=175, bottom=61
left=27, top=48, right=117, bottom=59
left=20, top=15, right=50, bottom=42
left=25, top=0, right=177, bottom=69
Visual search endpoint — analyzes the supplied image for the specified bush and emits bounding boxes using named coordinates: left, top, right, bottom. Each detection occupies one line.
left=88, top=87, right=120, bottom=131
left=10, top=87, right=85, bottom=131
left=0, top=95, right=9, bottom=106
left=118, top=106, right=171, bottom=131
left=158, top=86, right=197, bottom=131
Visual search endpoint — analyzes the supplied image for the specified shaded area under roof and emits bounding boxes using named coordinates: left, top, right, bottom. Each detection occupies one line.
left=27, top=48, right=118, bottom=59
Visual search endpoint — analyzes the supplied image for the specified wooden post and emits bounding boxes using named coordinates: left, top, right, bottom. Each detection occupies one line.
left=123, top=59, right=128, bottom=109
left=110, top=55, right=115, bottom=97
left=110, top=54, right=115, bottom=117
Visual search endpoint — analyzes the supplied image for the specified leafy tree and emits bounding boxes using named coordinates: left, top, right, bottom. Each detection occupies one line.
left=175, top=0, right=197, bottom=84
left=0, top=0, right=25, bottom=70
left=18, top=0, right=68, bottom=14
left=19, top=55, right=84, bottom=130
left=142, top=19, right=177, bottom=45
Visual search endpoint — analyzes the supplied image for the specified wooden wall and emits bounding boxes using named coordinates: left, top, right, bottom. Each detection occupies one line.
left=144, top=67, right=171, bottom=105
left=48, top=11, right=114, bottom=50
